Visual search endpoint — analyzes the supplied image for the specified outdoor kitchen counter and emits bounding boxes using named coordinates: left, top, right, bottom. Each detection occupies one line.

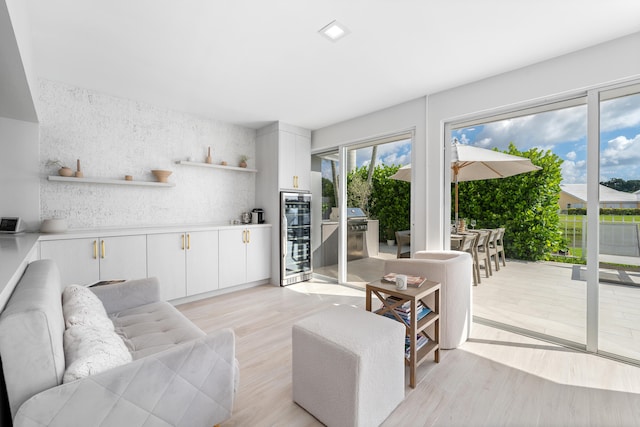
left=320, top=220, right=379, bottom=267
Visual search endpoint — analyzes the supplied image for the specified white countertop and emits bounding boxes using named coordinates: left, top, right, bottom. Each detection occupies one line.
left=37, top=222, right=271, bottom=240
left=0, top=233, right=40, bottom=310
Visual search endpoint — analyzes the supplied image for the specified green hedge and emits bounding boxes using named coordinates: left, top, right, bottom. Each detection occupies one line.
left=456, top=143, right=564, bottom=261
left=347, top=165, right=410, bottom=240
left=567, top=208, right=640, bottom=216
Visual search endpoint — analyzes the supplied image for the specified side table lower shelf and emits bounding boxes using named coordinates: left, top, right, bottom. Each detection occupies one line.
left=366, top=279, right=441, bottom=388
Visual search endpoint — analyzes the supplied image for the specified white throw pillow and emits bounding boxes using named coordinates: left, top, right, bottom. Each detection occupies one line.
left=62, top=324, right=132, bottom=383
left=62, top=284, right=114, bottom=331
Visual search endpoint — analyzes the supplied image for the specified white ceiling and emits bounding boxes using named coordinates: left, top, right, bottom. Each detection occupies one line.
left=23, top=0, right=640, bottom=130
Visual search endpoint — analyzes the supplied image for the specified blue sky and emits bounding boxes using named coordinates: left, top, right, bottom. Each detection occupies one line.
left=324, top=92, right=640, bottom=184
left=452, top=92, right=640, bottom=184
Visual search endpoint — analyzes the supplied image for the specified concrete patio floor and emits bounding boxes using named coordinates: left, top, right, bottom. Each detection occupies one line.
left=314, top=244, right=640, bottom=363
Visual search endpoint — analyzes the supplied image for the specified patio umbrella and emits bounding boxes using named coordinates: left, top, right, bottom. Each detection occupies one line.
left=390, top=142, right=542, bottom=224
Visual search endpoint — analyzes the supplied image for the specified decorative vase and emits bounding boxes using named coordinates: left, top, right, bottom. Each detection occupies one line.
left=151, top=169, right=172, bottom=183
left=206, top=147, right=212, bottom=164
left=58, top=167, right=73, bottom=177
left=239, top=161, right=247, bottom=168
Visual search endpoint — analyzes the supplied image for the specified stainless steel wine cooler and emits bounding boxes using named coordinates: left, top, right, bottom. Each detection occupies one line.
left=280, top=191, right=312, bottom=286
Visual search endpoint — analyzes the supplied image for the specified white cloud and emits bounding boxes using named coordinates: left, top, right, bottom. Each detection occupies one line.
left=566, top=151, right=576, bottom=161
left=561, top=159, right=587, bottom=184
left=601, top=94, right=640, bottom=132
left=600, top=134, right=640, bottom=180
left=473, top=105, right=587, bottom=151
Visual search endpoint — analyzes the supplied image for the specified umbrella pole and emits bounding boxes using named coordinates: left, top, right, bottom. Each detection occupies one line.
left=455, top=180, right=459, bottom=226
left=453, top=165, right=459, bottom=229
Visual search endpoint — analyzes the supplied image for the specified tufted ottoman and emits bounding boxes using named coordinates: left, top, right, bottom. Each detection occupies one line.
left=292, top=305, right=405, bottom=427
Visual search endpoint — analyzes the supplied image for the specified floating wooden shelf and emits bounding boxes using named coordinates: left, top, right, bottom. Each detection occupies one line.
left=176, top=160, right=258, bottom=173
left=47, top=176, right=175, bottom=187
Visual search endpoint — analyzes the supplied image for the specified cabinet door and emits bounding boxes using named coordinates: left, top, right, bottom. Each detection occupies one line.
left=246, top=227, right=271, bottom=282
left=278, top=131, right=298, bottom=190
left=99, top=235, right=147, bottom=281
left=218, top=228, right=247, bottom=289
left=186, top=230, right=219, bottom=296
left=293, top=133, right=311, bottom=191
left=40, top=238, right=99, bottom=286
left=147, top=233, right=187, bottom=301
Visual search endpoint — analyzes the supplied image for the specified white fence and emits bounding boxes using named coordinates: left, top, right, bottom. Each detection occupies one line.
left=560, top=215, right=640, bottom=264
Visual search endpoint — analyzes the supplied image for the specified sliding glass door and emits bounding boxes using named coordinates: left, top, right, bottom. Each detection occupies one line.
left=597, top=85, right=640, bottom=362
left=450, top=100, right=588, bottom=347
left=448, top=80, right=640, bottom=363
left=312, top=134, right=413, bottom=288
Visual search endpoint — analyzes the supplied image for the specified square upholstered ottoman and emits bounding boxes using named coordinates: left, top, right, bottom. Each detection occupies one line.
left=292, top=305, right=405, bottom=427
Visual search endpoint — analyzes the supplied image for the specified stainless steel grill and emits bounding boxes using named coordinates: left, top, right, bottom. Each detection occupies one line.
left=347, top=208, right=368, bottom=260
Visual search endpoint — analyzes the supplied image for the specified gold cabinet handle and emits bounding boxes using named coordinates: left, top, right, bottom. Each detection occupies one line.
left=242, top=230, right=246, bottom=243
left=101, top=240, right=106, bottom=259
left=93, top=240, right=98, bottom=259
left=187, top=233, right=191, bottom=250
left=294, top=175, right=298, bottom=188
left=181, top=234, right=185, bottom=250
left=247, top=229, right=251, bottom=244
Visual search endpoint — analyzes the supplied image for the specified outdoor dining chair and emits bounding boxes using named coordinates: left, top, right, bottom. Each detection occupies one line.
left=483, top=228, right=501, bottom=273
left=395, top=230, right=411, bottom=258
left=459, top=233, right=480, bottom=285
left=471, top=230, right=492, bottom=278
left=495, top=227, right=507, bottom=267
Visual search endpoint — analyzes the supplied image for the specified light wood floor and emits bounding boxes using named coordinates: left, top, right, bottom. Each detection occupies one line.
left=178, top=281, right=640, bottom=427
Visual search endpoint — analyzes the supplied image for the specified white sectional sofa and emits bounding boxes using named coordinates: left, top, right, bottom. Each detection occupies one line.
left=0, top=259, right=238, bottom=427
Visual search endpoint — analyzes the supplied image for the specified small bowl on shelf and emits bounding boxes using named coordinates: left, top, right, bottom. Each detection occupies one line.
left=151, top=169, right=172, bottom=183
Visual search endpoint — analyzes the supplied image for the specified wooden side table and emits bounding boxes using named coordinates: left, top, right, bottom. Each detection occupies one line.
left=365, top=279, right=440, bottom=388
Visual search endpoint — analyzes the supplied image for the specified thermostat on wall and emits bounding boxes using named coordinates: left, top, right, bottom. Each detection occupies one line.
left=0, top=217, right=25, bottom=234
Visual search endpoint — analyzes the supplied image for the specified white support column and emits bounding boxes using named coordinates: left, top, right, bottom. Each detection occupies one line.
left=586, top=89, right=600, bottom=353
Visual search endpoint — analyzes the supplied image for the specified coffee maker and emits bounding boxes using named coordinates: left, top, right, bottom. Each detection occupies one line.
left=251, top=208, right=265, bottom=224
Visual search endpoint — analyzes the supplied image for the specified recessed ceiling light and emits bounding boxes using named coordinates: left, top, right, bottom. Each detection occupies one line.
left=318, top=20, right=350, bottom=42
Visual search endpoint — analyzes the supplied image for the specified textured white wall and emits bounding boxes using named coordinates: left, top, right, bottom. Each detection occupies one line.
left=38, top=79, right=257, bottom=229
left=0, top=117, right=40, bottom=230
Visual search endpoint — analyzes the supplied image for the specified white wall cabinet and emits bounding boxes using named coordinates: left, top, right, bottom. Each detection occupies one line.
left=219, top=226, right=270, bottom=289
left=278, top=130, right=311, bottom=191
left=40, top=235, right=147, bottom=286
left=147, top=230, right=219, bottom=301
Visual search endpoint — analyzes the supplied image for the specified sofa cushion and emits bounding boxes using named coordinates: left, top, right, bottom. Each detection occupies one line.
left=62, top=284, right=114, bottom=331
left=63, top=324, right=132, bottom=383
left=0, top=260, right=66, bottom=418
left=111, top=301, right=205, bottom=359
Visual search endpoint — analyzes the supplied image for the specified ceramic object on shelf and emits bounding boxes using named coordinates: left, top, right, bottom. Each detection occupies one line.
left=125, top=175, right=133, bottom=181
left=206, top=147, right=212, bottom=164
left=75, top=159, right=83, bottom=178
left=40, top=218, right=68, bottom=233
left=151, top=169, right=172, bottom=183
left=58, top=167, right=73, bottom=177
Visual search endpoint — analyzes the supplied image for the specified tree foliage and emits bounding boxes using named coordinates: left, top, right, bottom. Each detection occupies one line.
left=600, top=178, right=640, bottom=193
left=347, top=165, right=410, bottom=240
left=456, top=143, right=564, bottom=261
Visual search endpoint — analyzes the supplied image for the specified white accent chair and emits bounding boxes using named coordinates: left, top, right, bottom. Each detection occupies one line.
left=384, top=250, right=473, bottom=349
